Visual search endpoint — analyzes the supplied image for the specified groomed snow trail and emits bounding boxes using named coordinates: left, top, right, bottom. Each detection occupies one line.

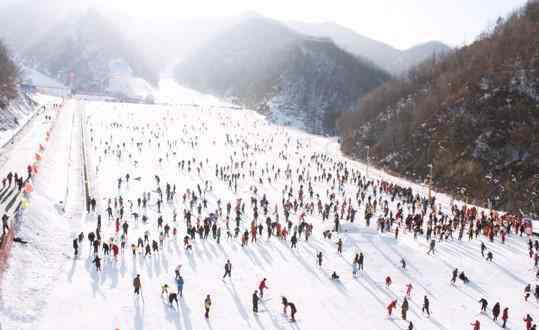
left=0, top=96, right=537, bottom=330
left=1, top=101, right=85, bottom=330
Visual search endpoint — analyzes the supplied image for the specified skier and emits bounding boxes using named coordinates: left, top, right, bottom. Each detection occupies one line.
left=385, top=276, right=392, bottom=288
left=282, top=296, right=288, bottom=315
left=478, top=298, right=488, bottom=312
left=316, top=251, right=323, bottom=266
left=387, top=299, right=397, bottom=317
left=427, top=239, right=436, bottom=255
left=331, top=271, right=340, bottom=280
left=492, top=302, right=500, bottom=321
left=92, top=255, right=101, bottom=271
left=470, top=320, right=480, bottom=330
left=252, top=290, right=259, bottom=313
left=73, top=238, right=79, bottom=256
left=422, top=295, right=430, bottom=316
left=525, top=284, right=531, bottom=301
left=401, top=297, right=409, bottom=320
left=133, top=274, right=142, bottom=296
left=169, top=292, right=179, bottom=308
left=288, top=301, right=297, bottom=322
left=459, top=271, right=470, bottom=284
left=223, top=260, right=232, bottom=279
left=258, top=278, right=268, bottom=298
left=175, top=264, right=182, bottom=279
left=401, top=258, right=406, bottom=270
left=352, top=261, right=358, bottom=277
left=336, top=238, right=343, bottom=254
left=524, top=314, right=534, bottom=330
left=176, top=275, right=184, bottom=297
left=405, top=283, right=413, bottom=297
left=204, top=294, right=212, bottom=319
left=501, top=307, right=509, bottom=328
left=451, top=268, right=458, bottom=284
left=161, top=284, right=169, bottom=296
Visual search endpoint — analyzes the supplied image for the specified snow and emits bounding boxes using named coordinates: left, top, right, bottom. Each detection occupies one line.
left=107, top=59, right=154, bottom=100
left=1, top=85, right=538, bottom=330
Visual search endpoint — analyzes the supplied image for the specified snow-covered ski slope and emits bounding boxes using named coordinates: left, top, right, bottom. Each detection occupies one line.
left=1, top=87, right=537, bottom=330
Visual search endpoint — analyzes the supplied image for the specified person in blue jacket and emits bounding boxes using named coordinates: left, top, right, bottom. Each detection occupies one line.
left=176, top=275, right=184, bottom=297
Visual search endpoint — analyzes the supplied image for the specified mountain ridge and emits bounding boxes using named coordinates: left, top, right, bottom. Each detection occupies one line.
left=174, top=16, right=390, bottom=134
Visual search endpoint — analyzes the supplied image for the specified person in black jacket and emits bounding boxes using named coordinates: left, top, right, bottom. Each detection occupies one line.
left=288, top=302, right=297, bottom=322
left=252, top=290, right=259, bottom=313
left=422, top=296, right=430, bottom=316
left=492, top=302, right=500, bottom=321
left=223, top=260, right=232, bottom=279
left=478, top=298, right=488, bottom=312
left=282, top=296, right=288, bottom=315
left=73, top=238, right=79, bottom=256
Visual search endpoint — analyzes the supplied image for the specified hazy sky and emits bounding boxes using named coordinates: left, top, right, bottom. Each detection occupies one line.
left=7, top=0, right=529, bottom=49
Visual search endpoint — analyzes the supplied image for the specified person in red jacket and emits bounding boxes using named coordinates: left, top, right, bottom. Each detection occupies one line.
left=112, top=244, right=119, bottom=259
left=387, top=299, right=397, bottom=316
left=501, top=307, right=509, bottom=328
left=524, top=314, right=533, bottom=330
left=385, top=276, right=392, bottom=288
left=258, top=278, right=268, bottom=298
left=470, top=320, right=480, bottom=330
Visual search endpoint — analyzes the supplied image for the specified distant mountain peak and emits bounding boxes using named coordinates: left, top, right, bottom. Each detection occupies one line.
left=285, top=21, right=450, bottom=75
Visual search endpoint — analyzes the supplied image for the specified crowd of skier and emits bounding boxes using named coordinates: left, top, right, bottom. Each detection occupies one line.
left=70, top=106, right=539, bottom=329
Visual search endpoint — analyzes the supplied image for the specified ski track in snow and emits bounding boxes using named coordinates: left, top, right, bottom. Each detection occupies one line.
left=0, top=86, right=538, bottom=330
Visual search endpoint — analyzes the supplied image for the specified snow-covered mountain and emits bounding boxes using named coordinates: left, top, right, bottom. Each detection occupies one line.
left=174, top=16, right=390, bottom=134
left=19, top=9, right=158, bottom=98
left=286, top=21, right=451, bottom=75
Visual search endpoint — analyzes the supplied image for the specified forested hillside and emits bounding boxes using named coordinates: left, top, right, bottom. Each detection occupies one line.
left=338, top=2, right=539, bottom=213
